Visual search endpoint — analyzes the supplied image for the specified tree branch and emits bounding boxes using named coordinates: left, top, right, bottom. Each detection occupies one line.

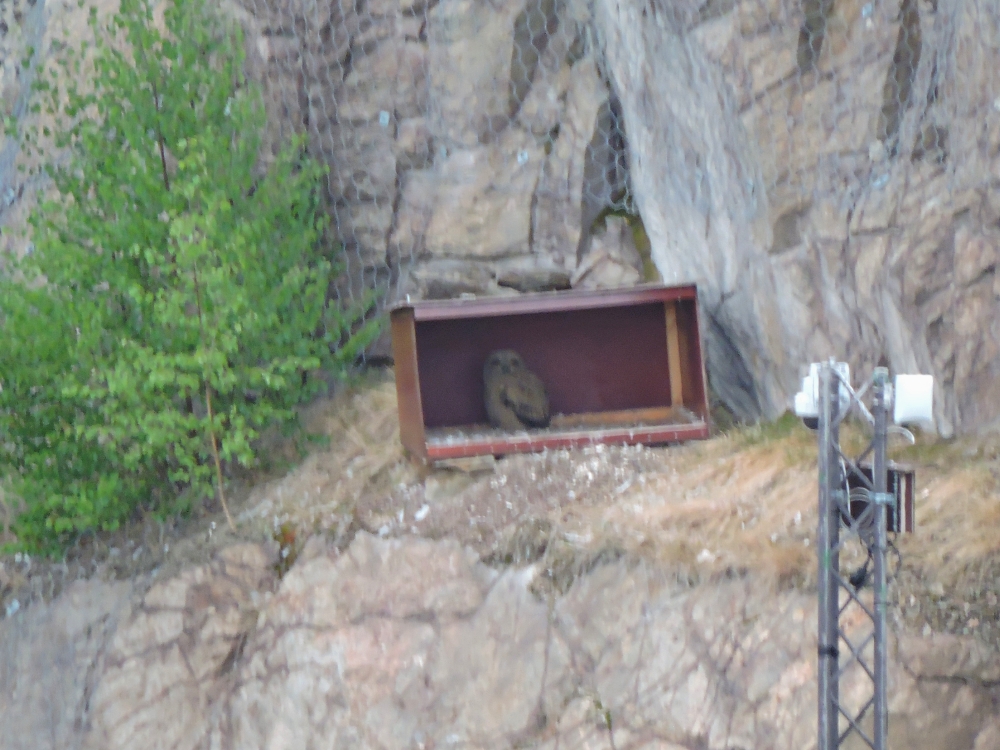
left=151, top=80, right=171, bottom=192
left=191, top=261, right=235, bottom=531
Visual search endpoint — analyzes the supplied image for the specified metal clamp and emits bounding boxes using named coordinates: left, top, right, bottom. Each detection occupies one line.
left=871, top=492, right=895, bottom=506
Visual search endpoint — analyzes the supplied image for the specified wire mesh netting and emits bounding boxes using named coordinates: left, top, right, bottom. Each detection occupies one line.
left=215, top=0, right=1000, bottom=430
left=2, top=0, right=999, bottom=427
left=234, top=0, right=646, bottom=340
left=2, top=2, right=1000, bottom=746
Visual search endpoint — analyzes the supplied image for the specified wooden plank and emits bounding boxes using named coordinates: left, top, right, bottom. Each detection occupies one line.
left=677, top=298, right=709, bottom=420
left=389, top=309, right=427, bottom=458
left=665, top=301, right=684, bottom=407
left=549, top=406, right=681, bottom=429
left=427, top=406, right=703, bottom=443
left=397, top=283, right=699, bottom=321
left=424, top=406, right=701, bottom=448
left=424, top=421, right=710, bottom=460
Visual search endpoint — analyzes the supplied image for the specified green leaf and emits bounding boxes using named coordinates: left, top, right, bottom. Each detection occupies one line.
left=1, top=0, right=373, bottom=555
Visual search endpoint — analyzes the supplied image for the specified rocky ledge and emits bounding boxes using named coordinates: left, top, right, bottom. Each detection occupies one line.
left=2, top=533, right=998, bottom=749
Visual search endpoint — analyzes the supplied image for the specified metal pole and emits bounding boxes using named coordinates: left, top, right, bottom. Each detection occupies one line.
left=817, top=362, right=841, bottom=750
left=812, top=362, right=896, bottom=750
left=872, top=367, right=889, bottom=749
left=827, top=366, right=842, bottom=748
left=817, top=363, right=832, bottom=750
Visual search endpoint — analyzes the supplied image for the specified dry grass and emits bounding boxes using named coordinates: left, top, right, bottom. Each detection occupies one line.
left=272, top=372, right=999, bottom=641
left=3, top=369, right=998, bottom=643
left=233, top=373, right=1000, bottom=588
left=234, top=374, right=999, bottom=610
left=236, top=369, right=420, bottom=537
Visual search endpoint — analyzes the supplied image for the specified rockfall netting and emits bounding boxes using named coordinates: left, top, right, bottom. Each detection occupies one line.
left=234, top=0, right=645, bottom=333
left=3, top=4, right=1000, bottom=746
left=223, top=0, right=1000, bottom=432
left=2, top=0, right=999, bottom=427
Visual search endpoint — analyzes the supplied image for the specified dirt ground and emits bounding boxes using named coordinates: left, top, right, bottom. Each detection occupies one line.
left=2, top=367, right=999, bottom=648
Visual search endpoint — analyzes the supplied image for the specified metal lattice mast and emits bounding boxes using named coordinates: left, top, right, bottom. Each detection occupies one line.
left=815, top=363, right=892, bottom=750
left=817, top=363, right=840, bottom=750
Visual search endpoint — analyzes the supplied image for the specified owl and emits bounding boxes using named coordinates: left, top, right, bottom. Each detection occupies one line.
left=483, top=349, right=551, bottom=431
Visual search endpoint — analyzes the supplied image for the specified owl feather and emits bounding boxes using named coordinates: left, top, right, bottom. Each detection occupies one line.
left=483, top=350, right=551, bottom=430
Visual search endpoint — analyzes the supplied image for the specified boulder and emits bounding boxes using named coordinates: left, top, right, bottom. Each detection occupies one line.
left=334, top=35, right=428, bottom=122
left=318, top=121, right=398, bottom=204
left=409, top=258, right=496, bottom=299
left=333, top=200, right=395, bottom=268
left=392, top=128, right=544, bottom=261
left=388, top=167, right=438, bottom=266
left=514, top=0, right=589, bottom=136
left=0, top=578, right=130, bottom=750
left=496, top=267, right=572, bottom=292
left=3, top=537, right=1000, bottom=749
left=394, top=117, right=433, bottom=170
left=367, top=0, right=431, bottom=15
left=571, top=215, right=642, bottom=289
left=593, top=0, right=785, bottom=418
left=84, top=545, right=276, bottom=750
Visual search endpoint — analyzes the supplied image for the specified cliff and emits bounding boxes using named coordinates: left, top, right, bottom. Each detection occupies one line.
left=3, top=0, right=999, bottom=432
left=2, top=378, right=999, bottom=749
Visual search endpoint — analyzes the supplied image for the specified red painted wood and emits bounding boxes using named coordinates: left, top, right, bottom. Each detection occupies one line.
left=393, top=283, right=699, bottom=321
left=424, top=422, right=710, bottom=460
left=389, top=283, right=711, bottom=461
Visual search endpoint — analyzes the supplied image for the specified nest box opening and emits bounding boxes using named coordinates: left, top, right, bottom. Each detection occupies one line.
left=390, top=284, right=711, bottom=461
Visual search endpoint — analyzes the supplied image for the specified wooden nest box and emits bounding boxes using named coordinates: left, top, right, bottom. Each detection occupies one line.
left=389, top=283, right=710, bottom=462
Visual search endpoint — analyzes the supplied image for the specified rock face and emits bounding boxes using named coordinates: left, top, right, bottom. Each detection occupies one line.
left=233, top=0, right=1000, bottom=432
left=203, top=0, right=1000, bottom=435
left=0, top=577, right=130, bottom=750
left=2, top=0, right=1000, bottom=432
left=1, top=535, right=999, bottom=749
left=231, top=0, right=629, bottom=306
left=590, top=0, right=1000, bottom=431
left=84, top=544, right=275, bottom=749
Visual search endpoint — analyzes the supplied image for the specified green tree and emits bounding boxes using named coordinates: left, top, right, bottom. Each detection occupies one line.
left=0, top=0, right=378, bottom=554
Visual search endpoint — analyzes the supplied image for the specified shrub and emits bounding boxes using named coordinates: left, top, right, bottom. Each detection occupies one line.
left=0, top=0, right=379, bottom=554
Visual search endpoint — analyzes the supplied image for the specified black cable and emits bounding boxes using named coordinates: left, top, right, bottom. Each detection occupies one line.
left=886, top=532, right=903, bottom=585
left=849, top=548, right=873, bottom=590
left=848, top=533, right=903, bottom=591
